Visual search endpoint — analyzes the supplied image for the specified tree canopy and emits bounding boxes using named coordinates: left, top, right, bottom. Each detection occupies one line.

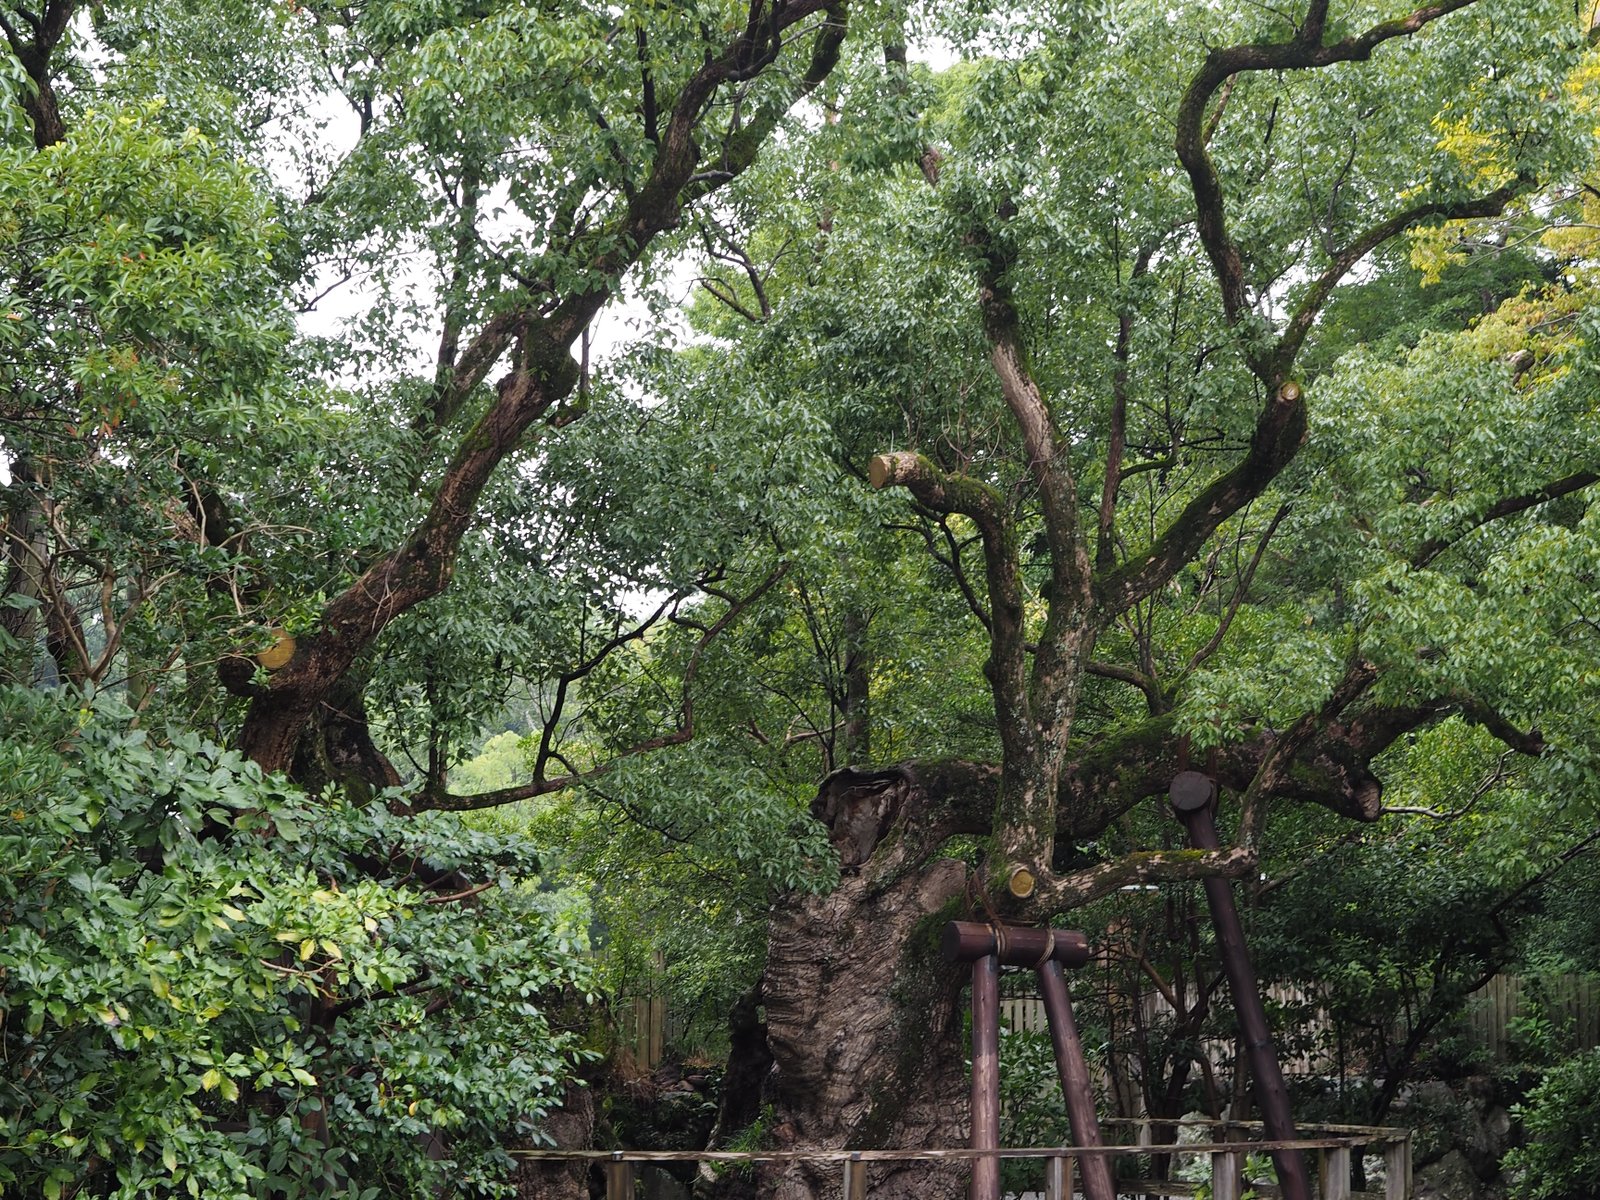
left=3, top=1, right=1599, bottom=1198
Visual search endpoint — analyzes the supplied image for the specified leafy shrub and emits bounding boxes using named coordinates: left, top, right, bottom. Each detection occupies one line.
left=0, top=686, right=590, bottom=1199
left=1503, top=1048, right=1600, bottom=1200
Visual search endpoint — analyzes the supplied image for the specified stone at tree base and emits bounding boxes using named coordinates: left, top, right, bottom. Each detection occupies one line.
left=1456, top=1076, right=1514, bottom=1178
left=514, top=1080, right=595, bottom=1200
left=1398, top=1073, right=1518, bottom=1195
left=1414, top=1150, right=1491, bottom=1200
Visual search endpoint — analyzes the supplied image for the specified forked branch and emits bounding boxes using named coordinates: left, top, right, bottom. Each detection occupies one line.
left=412, top=563, right=789, bottom=813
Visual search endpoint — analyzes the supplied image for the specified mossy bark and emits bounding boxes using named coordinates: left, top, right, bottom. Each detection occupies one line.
left=747, top=768, right=978, bottom=1200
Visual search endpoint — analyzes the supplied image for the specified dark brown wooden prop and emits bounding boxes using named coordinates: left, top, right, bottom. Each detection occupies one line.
left=1169, top=770, right=1312, bottom=1200
left=941, top=922, right=1089, bottom=969
left=943, top=921, right=1113, bottom=1200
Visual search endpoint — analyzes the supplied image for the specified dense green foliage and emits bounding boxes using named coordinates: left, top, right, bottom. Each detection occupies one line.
left=0, top=686, right=589, bottom=1198
left=4, top=0, right=1600, bottom=1195
left=1503, top=1048, right=1600, bottom=1200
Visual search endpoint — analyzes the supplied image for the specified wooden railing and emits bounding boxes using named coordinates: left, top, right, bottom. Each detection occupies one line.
left=513, top=1119, right=1412, bottom=1200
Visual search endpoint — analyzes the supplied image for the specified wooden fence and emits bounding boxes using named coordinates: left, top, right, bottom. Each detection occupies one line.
left=517, top=1119, right=1413, bottom=1200
left=623, top=973, right=1600, bottom=1073
left=1460, top=974, right=1600, bottom=1060
left=998, top=973, right=1600, bottom=1073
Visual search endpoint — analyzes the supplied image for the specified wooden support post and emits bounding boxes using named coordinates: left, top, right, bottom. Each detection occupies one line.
left=1170, top=773, right=1312, bottom=1200
left=1037, top=962, right=1116, bottom=1200
left=1319, top=1147, right=1351, bottom=1200
left=1385, top=1134, right=1412, bottom=1200
left=970, top=954, right=1001, bottom=1200
left=604, top=1158, right=635, bottom=1200
left=842, top=1155, right=868, bottom=1200
left=1043, top=1154, right=1072, bottom=1200
left=1211, top=1149, right=1243, bottom=1200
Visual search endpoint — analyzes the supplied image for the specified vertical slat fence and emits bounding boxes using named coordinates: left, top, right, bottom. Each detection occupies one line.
left=1002, top=973, right=1600, bottom=1071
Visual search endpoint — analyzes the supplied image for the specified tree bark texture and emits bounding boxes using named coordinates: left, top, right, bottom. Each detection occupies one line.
left=751, top=768, right=982, bottom=1200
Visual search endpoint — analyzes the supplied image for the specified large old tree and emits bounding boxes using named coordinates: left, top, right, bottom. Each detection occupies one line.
left=671, top=3, right=1600, bottom=1197
left=5, top=0, right=1600, bottom=1197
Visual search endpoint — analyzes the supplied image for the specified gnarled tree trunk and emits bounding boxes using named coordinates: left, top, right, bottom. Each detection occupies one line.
left=742, top=765, right=994, bottom=1200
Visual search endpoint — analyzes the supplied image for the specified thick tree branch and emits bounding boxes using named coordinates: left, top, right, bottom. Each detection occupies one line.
left=1085, top=660, right=1165, bottom=715
left=1094, top=380, right=1307, bottom=616
left=972, top=241, right=1092, bottom=621
left=1411, top=469, right=1599, bottom=567
left=3, top=0, right=72, bottom=147
left=831, top=676, right=1545, bottom=871
left=1113, top=3, right=1505, bottom=623
left=1272, top=179, right=1528, bottom=375
left=419, top=170, right=484, bottom=431
left=239, top=4, right=847, bottom=772
left=636, top=25, right=660, bottom=144
left=1454, top=697, right=1545, bottom=757
left=1174, top=0, right=1484, bottom=346
left=1297, top=0, right=1332, bottom=47
left=869, top=451, right=1033, bottom=770
left=1033, top=847, right=1256, bottom=912
left=1098, top=244, right=1157, bottom=570
left=968, top=235, right=1099, bottom=871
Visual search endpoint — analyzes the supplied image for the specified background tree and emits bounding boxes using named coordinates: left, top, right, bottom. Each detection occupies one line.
left=2, top=1, right=855, bottom=1196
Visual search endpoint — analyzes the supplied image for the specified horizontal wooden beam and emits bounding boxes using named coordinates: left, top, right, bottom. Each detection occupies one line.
left=941, top=922, right=1090, bottom=967
left=512, top=1135, right=1398, bottom=1162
